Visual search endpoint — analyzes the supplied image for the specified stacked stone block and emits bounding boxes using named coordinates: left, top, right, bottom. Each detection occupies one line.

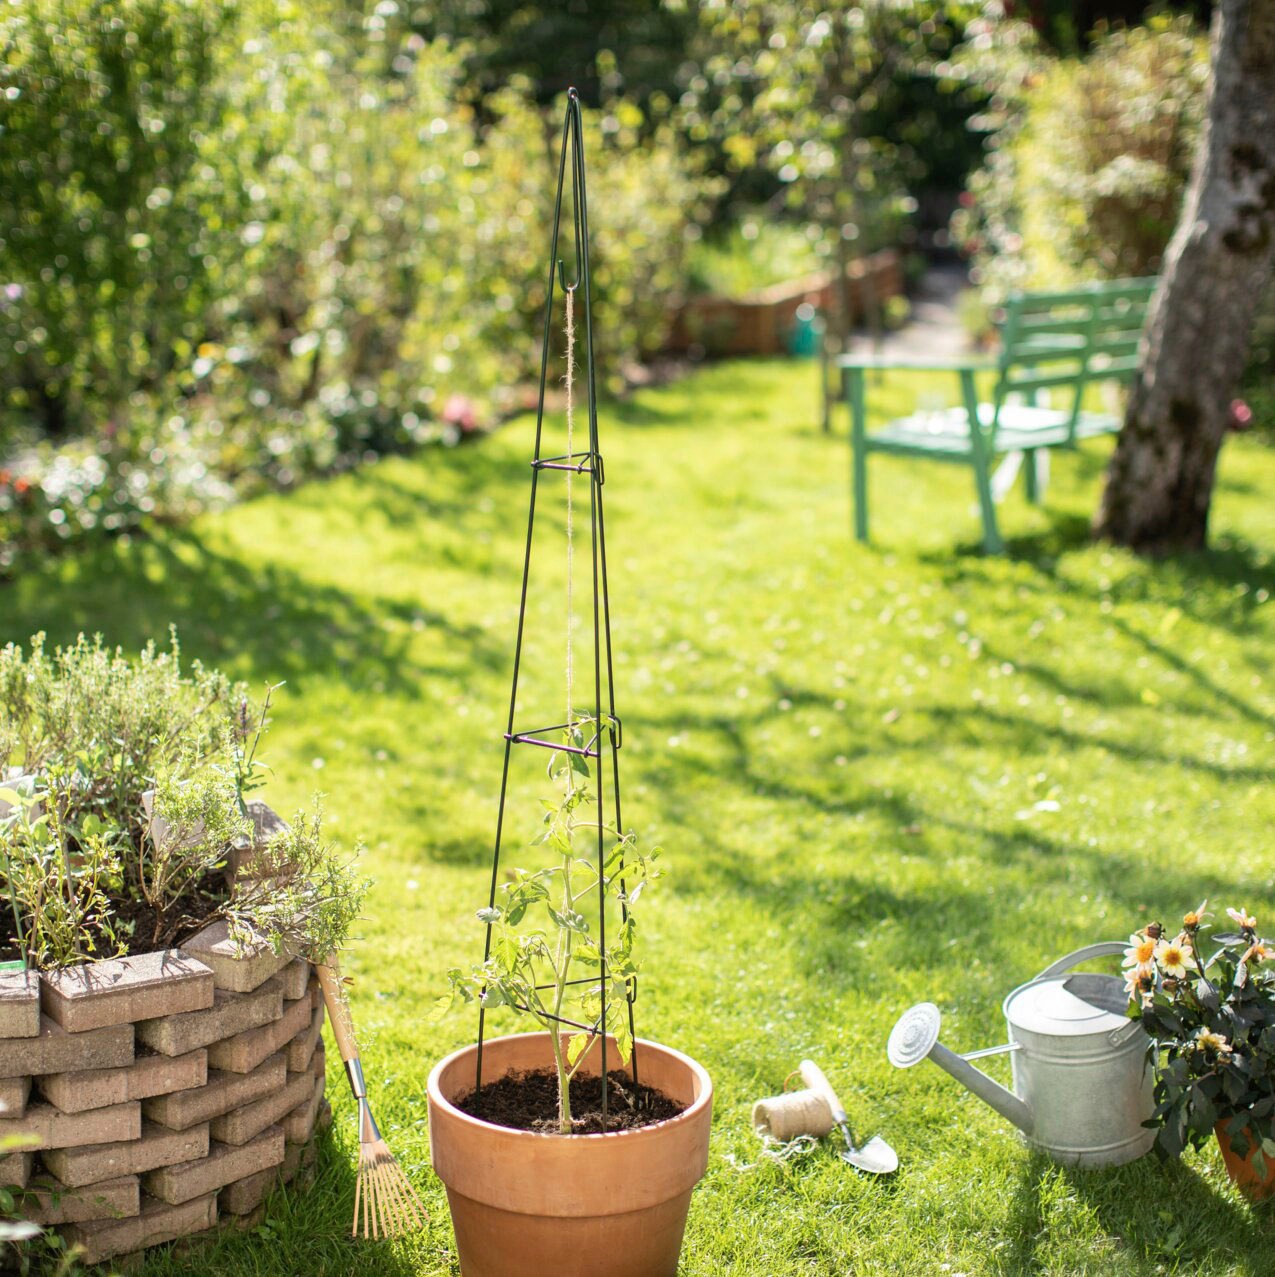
left=0, top=928, right=327, bottom=1265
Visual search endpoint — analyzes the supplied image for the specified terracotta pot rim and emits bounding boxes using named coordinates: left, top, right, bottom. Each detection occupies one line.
left=427, top=1031, right=712, bottom=1144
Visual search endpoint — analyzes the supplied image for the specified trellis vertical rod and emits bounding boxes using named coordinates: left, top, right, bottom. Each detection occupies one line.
left=475, top=100, right=574, bottom=1092
left=563, top=91, right=611, bottom=1122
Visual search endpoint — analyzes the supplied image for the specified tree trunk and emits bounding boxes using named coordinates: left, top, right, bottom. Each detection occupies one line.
left=1094, top=0, right=1275, bottom=554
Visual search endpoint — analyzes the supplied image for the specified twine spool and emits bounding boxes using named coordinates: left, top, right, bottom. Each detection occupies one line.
left=751, top=1088, right=835, bottom=1142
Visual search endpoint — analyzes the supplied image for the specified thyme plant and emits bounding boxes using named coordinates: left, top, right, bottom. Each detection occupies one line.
left=227, top=801, right=369, bottom=962
left=436, top=721, right=661, bottom=1133
left=143, top=770, right=248, bottom=946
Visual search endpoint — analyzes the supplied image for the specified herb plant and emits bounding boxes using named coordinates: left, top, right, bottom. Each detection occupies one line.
left=227, top=800, right=369, bottom=962
left=0, top=633, right=368, bottom=969
left=1126, top=902, right=1275, bottom=1171
left=435, top=722, right=661, bottom=1134
left=0, top=771, right=123, bottom=969
left=143, top=771, right=248, bottom=947
left=230, top=681, right=282, bottom=816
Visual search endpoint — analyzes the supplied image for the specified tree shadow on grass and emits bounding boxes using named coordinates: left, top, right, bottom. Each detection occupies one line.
left=922, top=701, right=1274, bottom=782
left=0, top=523, right=507, bottom=698
left=623, top=691, right=1235, bottom=986
left=1002, top=1149, right=1275, bottom=1277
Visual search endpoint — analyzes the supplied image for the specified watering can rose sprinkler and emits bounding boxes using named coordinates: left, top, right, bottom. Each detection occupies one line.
left=888, top=943, right=1156, bottom=1168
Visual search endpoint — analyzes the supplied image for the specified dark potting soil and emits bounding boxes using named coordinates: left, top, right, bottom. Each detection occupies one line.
left=0, top=868, right=228, bottom=965
left=458, top=1068, right=685, bottom=1134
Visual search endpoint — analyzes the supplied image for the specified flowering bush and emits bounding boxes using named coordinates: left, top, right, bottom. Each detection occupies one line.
left=0, top=419, right=233, bottom=574
left=1126, top=902, right=1275, bottom=1171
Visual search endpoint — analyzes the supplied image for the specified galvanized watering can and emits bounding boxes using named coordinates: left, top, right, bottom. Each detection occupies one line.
left=887, top=942, right=1155, bottom=1168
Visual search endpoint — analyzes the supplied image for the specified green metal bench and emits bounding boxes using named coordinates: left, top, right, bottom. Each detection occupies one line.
left=838, top=277, right=1157, bottom=554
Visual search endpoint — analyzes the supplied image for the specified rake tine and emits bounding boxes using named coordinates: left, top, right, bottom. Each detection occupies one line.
left=352, top=1159, right=363, bottom=1239
left=395, top=1170, right=425, bottom=1228
left=371, top=1161, right=396, bottom=1235
left=392, top=1162, right=423, bottom=1231
left=385, top=1163, right=412, bottom=1233
left=405, top=1171, right=427, bottom=1225
left=379, top=1158, right=409, bottom=1235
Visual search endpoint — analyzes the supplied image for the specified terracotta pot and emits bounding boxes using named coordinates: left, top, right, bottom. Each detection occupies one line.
left=1215, top=1119, right=1275, bottom=1200
left=428, top=1032, right=713, bottom=1277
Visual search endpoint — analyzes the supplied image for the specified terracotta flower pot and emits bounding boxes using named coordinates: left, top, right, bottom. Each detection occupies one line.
left=1215, top=1119, right=1275, bottom=1200
left=428, top=1032, right=713, bottom=1277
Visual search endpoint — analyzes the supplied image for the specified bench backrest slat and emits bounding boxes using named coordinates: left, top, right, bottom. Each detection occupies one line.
left=988, top=277, right=1157, bottom=444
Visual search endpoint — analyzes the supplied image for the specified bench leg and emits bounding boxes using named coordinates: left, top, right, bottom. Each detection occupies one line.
left=1024, top=448, right=1040, bottom=504
left=848, top=368, right=869, bottom=542
left=819, top=330, right=832, bottom=434
left=970, top=447, right=1004, bottom=555
left=959, top=368, right=1003, bottom=554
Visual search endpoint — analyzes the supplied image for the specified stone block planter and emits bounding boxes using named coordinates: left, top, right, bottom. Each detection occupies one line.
left=0, top=936, right=328, bottom=1265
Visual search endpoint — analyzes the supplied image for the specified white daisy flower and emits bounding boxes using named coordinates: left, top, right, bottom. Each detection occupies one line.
left=1155, top=935, right=1193, bottom=978
left=1123, top=932, right=1157, bottom=972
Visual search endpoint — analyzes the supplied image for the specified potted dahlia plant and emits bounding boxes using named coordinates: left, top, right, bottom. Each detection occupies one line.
left=428, top=726, right=713, bottom=1277
left=1125, top=901, right=1275, bottom=1198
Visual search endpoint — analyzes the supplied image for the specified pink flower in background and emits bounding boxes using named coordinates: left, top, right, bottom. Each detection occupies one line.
left=442, top=393, right=479, bottom=435
left=1229, top=399, right=1252, bottom=432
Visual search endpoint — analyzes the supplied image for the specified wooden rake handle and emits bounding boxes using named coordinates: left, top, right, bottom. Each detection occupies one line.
left=316, top=954, right=360, bottom=1066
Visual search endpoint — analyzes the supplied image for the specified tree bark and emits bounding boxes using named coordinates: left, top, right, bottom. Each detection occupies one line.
left=1094, top=0, right=1275, bottom=554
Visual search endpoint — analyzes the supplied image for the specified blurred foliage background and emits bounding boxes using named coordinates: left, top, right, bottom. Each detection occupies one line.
left=2, top=0, right=1268, bottom=576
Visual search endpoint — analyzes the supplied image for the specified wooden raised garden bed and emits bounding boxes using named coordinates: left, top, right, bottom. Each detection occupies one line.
left=667, top=248, right=902, bottom=357
left=0, top=822, right=329, bottom=1265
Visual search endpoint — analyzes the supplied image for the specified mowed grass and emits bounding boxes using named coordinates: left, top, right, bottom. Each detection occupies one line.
left=4, top=359, right=1275, bottom=1275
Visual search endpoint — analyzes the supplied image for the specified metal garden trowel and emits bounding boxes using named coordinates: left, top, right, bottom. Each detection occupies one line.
left=799, top=1059, right=898, bottom=1175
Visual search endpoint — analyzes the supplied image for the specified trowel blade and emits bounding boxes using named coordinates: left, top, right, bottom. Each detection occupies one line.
left=840, top=1135, right=898, bottom=1175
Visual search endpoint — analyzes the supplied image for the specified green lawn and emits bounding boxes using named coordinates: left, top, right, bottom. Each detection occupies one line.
left=5, top=360, right=1275, bottom=1275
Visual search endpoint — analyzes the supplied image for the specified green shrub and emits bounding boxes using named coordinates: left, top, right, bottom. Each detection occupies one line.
left=228, top=801, right=367, bottom=962
left=0, top=0, right=246, bottom=435
left=951, top=14, right=1207, bottom=315
left=686, top=216, right=828, bottom=298
left=0, top=5, right=715, bottom=568
left=0, top=633, right=368, bottom=967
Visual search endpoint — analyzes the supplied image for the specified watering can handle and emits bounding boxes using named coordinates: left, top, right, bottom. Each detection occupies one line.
left=1033, top=941, right=1127, bottom=981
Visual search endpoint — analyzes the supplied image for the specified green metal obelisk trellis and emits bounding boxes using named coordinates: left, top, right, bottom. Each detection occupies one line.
left=473, top=88, right=636, bottom=1121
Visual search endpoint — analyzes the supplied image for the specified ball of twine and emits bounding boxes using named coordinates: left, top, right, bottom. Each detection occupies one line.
left=751, top=1087, right=834, bottom=1142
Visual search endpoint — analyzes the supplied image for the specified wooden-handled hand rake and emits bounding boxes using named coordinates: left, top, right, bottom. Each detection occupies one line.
left=316, top=955, right=427, bottom=1239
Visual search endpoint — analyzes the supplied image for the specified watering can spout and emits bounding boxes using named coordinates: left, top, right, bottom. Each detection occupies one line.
left=888, top=1003, right=1034, bottom=1137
